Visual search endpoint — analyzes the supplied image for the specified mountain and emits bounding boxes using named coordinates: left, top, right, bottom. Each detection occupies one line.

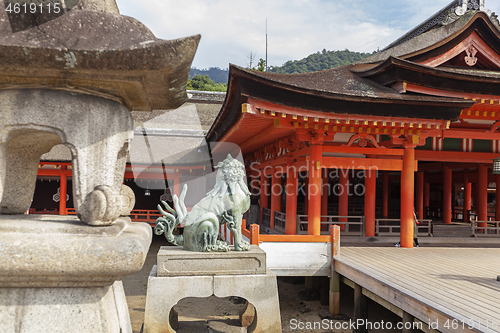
left=190, top=49, right=375, bottom=84
left=267, top=49, right=375, bottom=74
left=189, top=67, right=228, bottom=84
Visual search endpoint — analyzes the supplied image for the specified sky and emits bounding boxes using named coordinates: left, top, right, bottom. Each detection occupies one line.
left=116, top=0, right=500, bottom=70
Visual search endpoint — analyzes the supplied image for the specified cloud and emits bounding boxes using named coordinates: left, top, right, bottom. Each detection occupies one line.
left=116, top=0, right=500, bottom=69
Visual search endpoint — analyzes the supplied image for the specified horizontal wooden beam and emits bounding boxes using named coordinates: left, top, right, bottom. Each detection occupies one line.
left=258, top=235, right=331, bottom=242
left=322, top=145, right=404, bottom=156
left=441, top=129, right=500, bottom=140
left=37, top=169, right=71, bottom=177
left=403, top=82, right=500, bottom=103
left=322, top=157, right=404, bottom=171
left=246, top=98, right=448, bottom=127
left=415, top=150, right=497, bottom=163
left=417, top=162, right=482, bottom=171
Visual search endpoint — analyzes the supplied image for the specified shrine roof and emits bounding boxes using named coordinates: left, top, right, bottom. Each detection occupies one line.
left=207, top=64, right=473, bottom=143
left=353, top=57, right=500, bottom=96
left=359, top=11, right=500, bottom=65
left=221, top=64, right=474, bottom=103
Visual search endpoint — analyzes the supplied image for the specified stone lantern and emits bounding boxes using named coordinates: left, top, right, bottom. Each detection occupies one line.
left=0, top=1, right=199, bottom=332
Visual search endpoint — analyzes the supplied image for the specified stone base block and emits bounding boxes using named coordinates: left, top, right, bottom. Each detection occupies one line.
left=0, top=215, right=152, bottom=333
left=157, top=245, right=266, bottom=276
left=0, top=281, right=131, bottom=333
left=143, top=266, right=281, bottom=333
left=0, top=216, right=151, bottom=287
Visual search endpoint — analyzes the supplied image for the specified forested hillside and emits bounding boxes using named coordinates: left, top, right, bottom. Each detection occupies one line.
left=189, top=49, right=376, bottom=86
left=267, top=49, right=375, bottom=74
left=189, top=67, right=228, bottom=84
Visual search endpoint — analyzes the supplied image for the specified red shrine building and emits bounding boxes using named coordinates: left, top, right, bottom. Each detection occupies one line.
left=207, top=4, right=500, bottom=247
left=33, top=1, right=500, bottom=248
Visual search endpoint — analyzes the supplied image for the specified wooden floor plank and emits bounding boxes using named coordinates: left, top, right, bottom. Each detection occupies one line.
left=346, top=248, right=500, bottom=306
left=342, top=248, right=500, bottom=312
left=343, top=250, right=500, bottom=320
left=335, top=247, right=500, bottom=333
left=339, top=252, right=500, bottom=322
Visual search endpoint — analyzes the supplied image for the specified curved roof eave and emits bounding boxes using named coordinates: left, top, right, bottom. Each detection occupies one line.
left=358, top=11, right=500, bottom=66
left=207, top=64, right=474, bottom=143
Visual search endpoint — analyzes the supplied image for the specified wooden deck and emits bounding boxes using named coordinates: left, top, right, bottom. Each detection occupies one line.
left=335, top=247, right=500, bottom=333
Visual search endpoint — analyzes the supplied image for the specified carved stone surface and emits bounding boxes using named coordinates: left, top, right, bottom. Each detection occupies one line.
left=0, top=215, right=150, bottom=331
left=0, top=89, right=134, bottom=225
left=0, top=281, right=132, bottom=333
left=0, top=216, right=152, bottom=287
left=0, top=0, right=195, bottom=330
left=156, top=245, right=266, bottom=276
left=0, top=7, right=200, bottom=111
left=75, top=0, right=121, bottom=13
left=144, top=266, right=282, bottom=333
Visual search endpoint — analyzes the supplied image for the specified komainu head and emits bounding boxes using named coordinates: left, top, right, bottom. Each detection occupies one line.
left=215, top=154, right=246, bottom=185
left=209, top=154, right=250, bottom=198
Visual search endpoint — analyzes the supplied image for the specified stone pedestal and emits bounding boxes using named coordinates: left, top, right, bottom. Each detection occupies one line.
left=143, top=246, right=281, bottom=333
left=0, top=216, right=152, bottom=333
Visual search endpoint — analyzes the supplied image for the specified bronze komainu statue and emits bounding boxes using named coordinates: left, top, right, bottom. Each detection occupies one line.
left=155, top=154, right=251, bottom=252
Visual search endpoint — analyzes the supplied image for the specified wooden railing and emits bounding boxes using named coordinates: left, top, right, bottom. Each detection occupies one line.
left=375, top=219, right=432, bottom=237
left=274, top=211, right=286, bottom=233
left=29, top=208, right=58, bottom=215
left=240, top=224, right=341, bottom=276
left=129, top=210, right=162, bottom=224
left=296, top=214, right=364, bottom=236
left=242, top=223, right=340, bottom=247
left=262, top=207, right=271, bottom=228
left=472, top=220, right=500, bottom=236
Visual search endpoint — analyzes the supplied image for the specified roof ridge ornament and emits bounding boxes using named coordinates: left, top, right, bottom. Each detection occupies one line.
left=441, top=0, right=499, bottom=29
left=455, top=0, right=489, bottom=16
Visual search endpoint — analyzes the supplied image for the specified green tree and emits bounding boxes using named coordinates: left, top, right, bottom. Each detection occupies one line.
left=268, top=49, right=374, bottom=74
left=187, top=75, right=227, bottom=92
left=255, top=58, right=266, bottom=72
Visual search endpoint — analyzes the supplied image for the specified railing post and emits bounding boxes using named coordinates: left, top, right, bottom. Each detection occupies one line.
left=330, top=225, right=340, bottom=259
left=59, top=166, right=68, bottom=215
left=330, top=225, right=340, bottom=315
left=250, top=224, right=260, bottom=245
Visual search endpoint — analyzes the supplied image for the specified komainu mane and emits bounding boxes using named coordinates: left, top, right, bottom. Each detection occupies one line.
left=154, top=154, right=251, bottom=252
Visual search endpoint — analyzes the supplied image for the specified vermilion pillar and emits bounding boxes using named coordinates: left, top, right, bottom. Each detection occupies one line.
left=443, top=167, right=452, bottom=224
left=321, top=170, right=329, bottom=225
left=496, top=174, right=500, bottom=222
left=285, top=165, right=298, bottom=235
left=260, top=175, right=269, bottom=210
left=381, top=171, right=389, bottom=218
left=463, top=176, right=471, bottom=222
left=400, top=148, right=415, bottom=248
left=415, top=171, right=424, bottom=220
left=339, top=172, right=349, bottom=230
left=59, top=165, right=68, bottom=215
left=364, top=169, right=376, bottom=237
left=308, top=145, right=322, bottom=235
left=270, top=170, right=282, bottom=229
left=477, top=164, right=488, bottom=226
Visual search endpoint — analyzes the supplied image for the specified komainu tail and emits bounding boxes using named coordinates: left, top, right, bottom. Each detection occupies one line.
left=154, top=185, right=188, bottom=246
